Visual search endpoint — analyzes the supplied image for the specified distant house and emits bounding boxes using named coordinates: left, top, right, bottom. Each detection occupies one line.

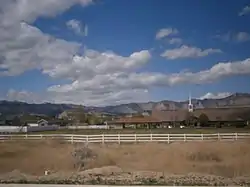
left=142, top=111, right=151, bottom=116
left=38, top=119, right=48, bottom=126
left=25, top=119, right=48, bottom=127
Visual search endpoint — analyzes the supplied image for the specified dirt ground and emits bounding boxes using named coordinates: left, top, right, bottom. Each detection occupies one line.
left=0, top=140, right=250, bottom=178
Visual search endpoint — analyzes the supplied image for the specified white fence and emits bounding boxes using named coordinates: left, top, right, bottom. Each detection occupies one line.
left=0, top=133, right=250, bottom=144
left=0, top=125, right=59, bottom=133
left=68, top=125, right=109, bottom=130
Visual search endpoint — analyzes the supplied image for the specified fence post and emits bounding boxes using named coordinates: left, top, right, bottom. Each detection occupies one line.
left=201, top=134, right=204, bottom=141
left=118, top=134, right=120, bottom=144
left=25, top=134, right=28, bottom=139
left=102, top=134, right=104, bottom=144
left=86, top=135, right=89, bottom=143
left=40, top=134, right=43, bottom=139
left=218, top=133, right=220, bottom=141
left=184, top=134, right=186, bottom=142
left=235, top=133, right=238, bottom=141
left=71, top=135, right=74, bottom=144
left=167, top=134, right=170, bottom=144
left=134, top=134, right=137, bottom=143
left=150, top=133, right=153, bottom=142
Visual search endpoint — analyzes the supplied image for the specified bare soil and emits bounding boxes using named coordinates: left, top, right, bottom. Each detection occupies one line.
left=0, top=140, right=250, bottom=185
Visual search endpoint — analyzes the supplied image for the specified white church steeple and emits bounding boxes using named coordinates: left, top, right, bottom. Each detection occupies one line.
left=188, top=92, right=194, bottom=112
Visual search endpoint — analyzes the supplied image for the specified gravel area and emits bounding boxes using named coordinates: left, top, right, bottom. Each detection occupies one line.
left=0, top=167, right=250, bottom=186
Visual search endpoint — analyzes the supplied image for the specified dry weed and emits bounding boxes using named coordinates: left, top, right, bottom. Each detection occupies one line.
left=0, top=140, right=250, bottom=178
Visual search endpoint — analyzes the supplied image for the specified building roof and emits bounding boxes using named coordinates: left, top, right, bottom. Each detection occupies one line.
left=152, top=109, right=187, bottom=122
left=108, top=116, right=161, bottom=124
left=24, top=120, right=39, bottom=123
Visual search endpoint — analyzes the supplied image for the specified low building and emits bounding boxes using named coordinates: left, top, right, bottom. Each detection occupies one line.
left=107, top=116, right=162, bottom=129
left=25, top=119, right=49, bottom=127
left=152, top=106, right=250, bottom=127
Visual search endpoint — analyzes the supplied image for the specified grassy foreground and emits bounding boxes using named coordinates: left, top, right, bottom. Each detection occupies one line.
left=0, top=140, right=250, bottom=185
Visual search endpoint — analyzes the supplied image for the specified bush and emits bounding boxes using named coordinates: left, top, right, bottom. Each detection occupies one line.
left=198, top=113, right=210, bottom=127
left=71, top=143, right=97, bottom=171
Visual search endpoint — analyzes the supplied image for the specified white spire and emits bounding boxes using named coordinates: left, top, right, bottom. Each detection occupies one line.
left=188, top=91, right=193, bottom=112
left=189, top=91, right=191, bottom=105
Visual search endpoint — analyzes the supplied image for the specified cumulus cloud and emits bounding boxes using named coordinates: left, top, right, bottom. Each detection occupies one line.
left=5, top=89, right=150, bottom=106
left=66, top=19, right=88, bottom=36
left=239, top=5, right=250, bottom=16
left=1, top=0, right=93, bottom=25
left=214, top=31, right=250, bottom=43
left=5, top=89, right=51, bottom=104
left=0, top=22, right=80, bottom=76
left=161, top=45, right=222, bottom=60
left=0, top=0, right=94, bottom=76
left=46, top=57, right=250, bottom=105
left=155, top=28, right=179, bottom=40
left=1, top=0, right=250, bottom=106
left=0, top=0, right=153, bottom=106
left=199, top=92, right=232, bottom=100
left=3, top=57, right=250, bottom=106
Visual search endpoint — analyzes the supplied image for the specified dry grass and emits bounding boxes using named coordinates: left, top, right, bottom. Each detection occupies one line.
left=0, top=140, right=250, bottom=178
left=0, top=140, right=75, bottom=175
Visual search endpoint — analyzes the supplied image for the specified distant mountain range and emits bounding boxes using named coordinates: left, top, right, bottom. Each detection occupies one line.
left=1, top=93, right=250, bottom=116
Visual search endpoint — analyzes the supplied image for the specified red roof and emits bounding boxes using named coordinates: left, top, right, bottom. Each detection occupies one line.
left=108, top=116, right=161, bottom=124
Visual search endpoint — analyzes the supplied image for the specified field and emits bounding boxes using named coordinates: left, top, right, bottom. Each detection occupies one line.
left=0, top=140, right=250, bottom=185
left=27, top=126, right=250, bottom=135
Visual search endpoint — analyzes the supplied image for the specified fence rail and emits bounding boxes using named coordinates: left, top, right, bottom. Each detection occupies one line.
left=0, top=133, right=250, bottom=144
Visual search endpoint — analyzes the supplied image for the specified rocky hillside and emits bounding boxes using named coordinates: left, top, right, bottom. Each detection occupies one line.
left=0, top=101, right=73, bottom=117
left=1, top=93, right=250, bottom=115
left=90, top=93, right=250, bottom=114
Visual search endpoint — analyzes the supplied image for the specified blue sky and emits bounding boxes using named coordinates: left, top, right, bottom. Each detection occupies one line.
left=0, top=0, right=250, bottom=106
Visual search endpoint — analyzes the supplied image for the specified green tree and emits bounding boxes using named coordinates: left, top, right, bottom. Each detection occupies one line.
left=198, top=113, right=210, bottom=127
left=85, top=114, right=102, bottom=125
left=185, top=112, right=198, bottom=126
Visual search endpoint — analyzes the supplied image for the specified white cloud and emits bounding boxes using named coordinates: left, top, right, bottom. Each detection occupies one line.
left=44, top=49, right=151, bottom=79
left=161, top=45, right=222, bottom=60
left=5, top=89, right=150, bottom=106
left=199, top=92, right=232, bottom=100
left=1, top=0, right=250, bottom=106
left=0, top=0, right=94, bottom=76
left=5, top=89, right=51, bottom=104
left=3, top=57, right=250, bottom=106
left=1, top=0, right=93, bottom=25
left=45, top=57, right=250, bottom=105
left=0, top=0, right=153, bottom=106
left=0, top=22, right=80, bottom=76
left=239, top=5, right=250, bottom=16
left=66, top=19, right=88, bottom=36
left=156, top=28, right=179, bottom=40
left=214, top=31, right=250, bottom=43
